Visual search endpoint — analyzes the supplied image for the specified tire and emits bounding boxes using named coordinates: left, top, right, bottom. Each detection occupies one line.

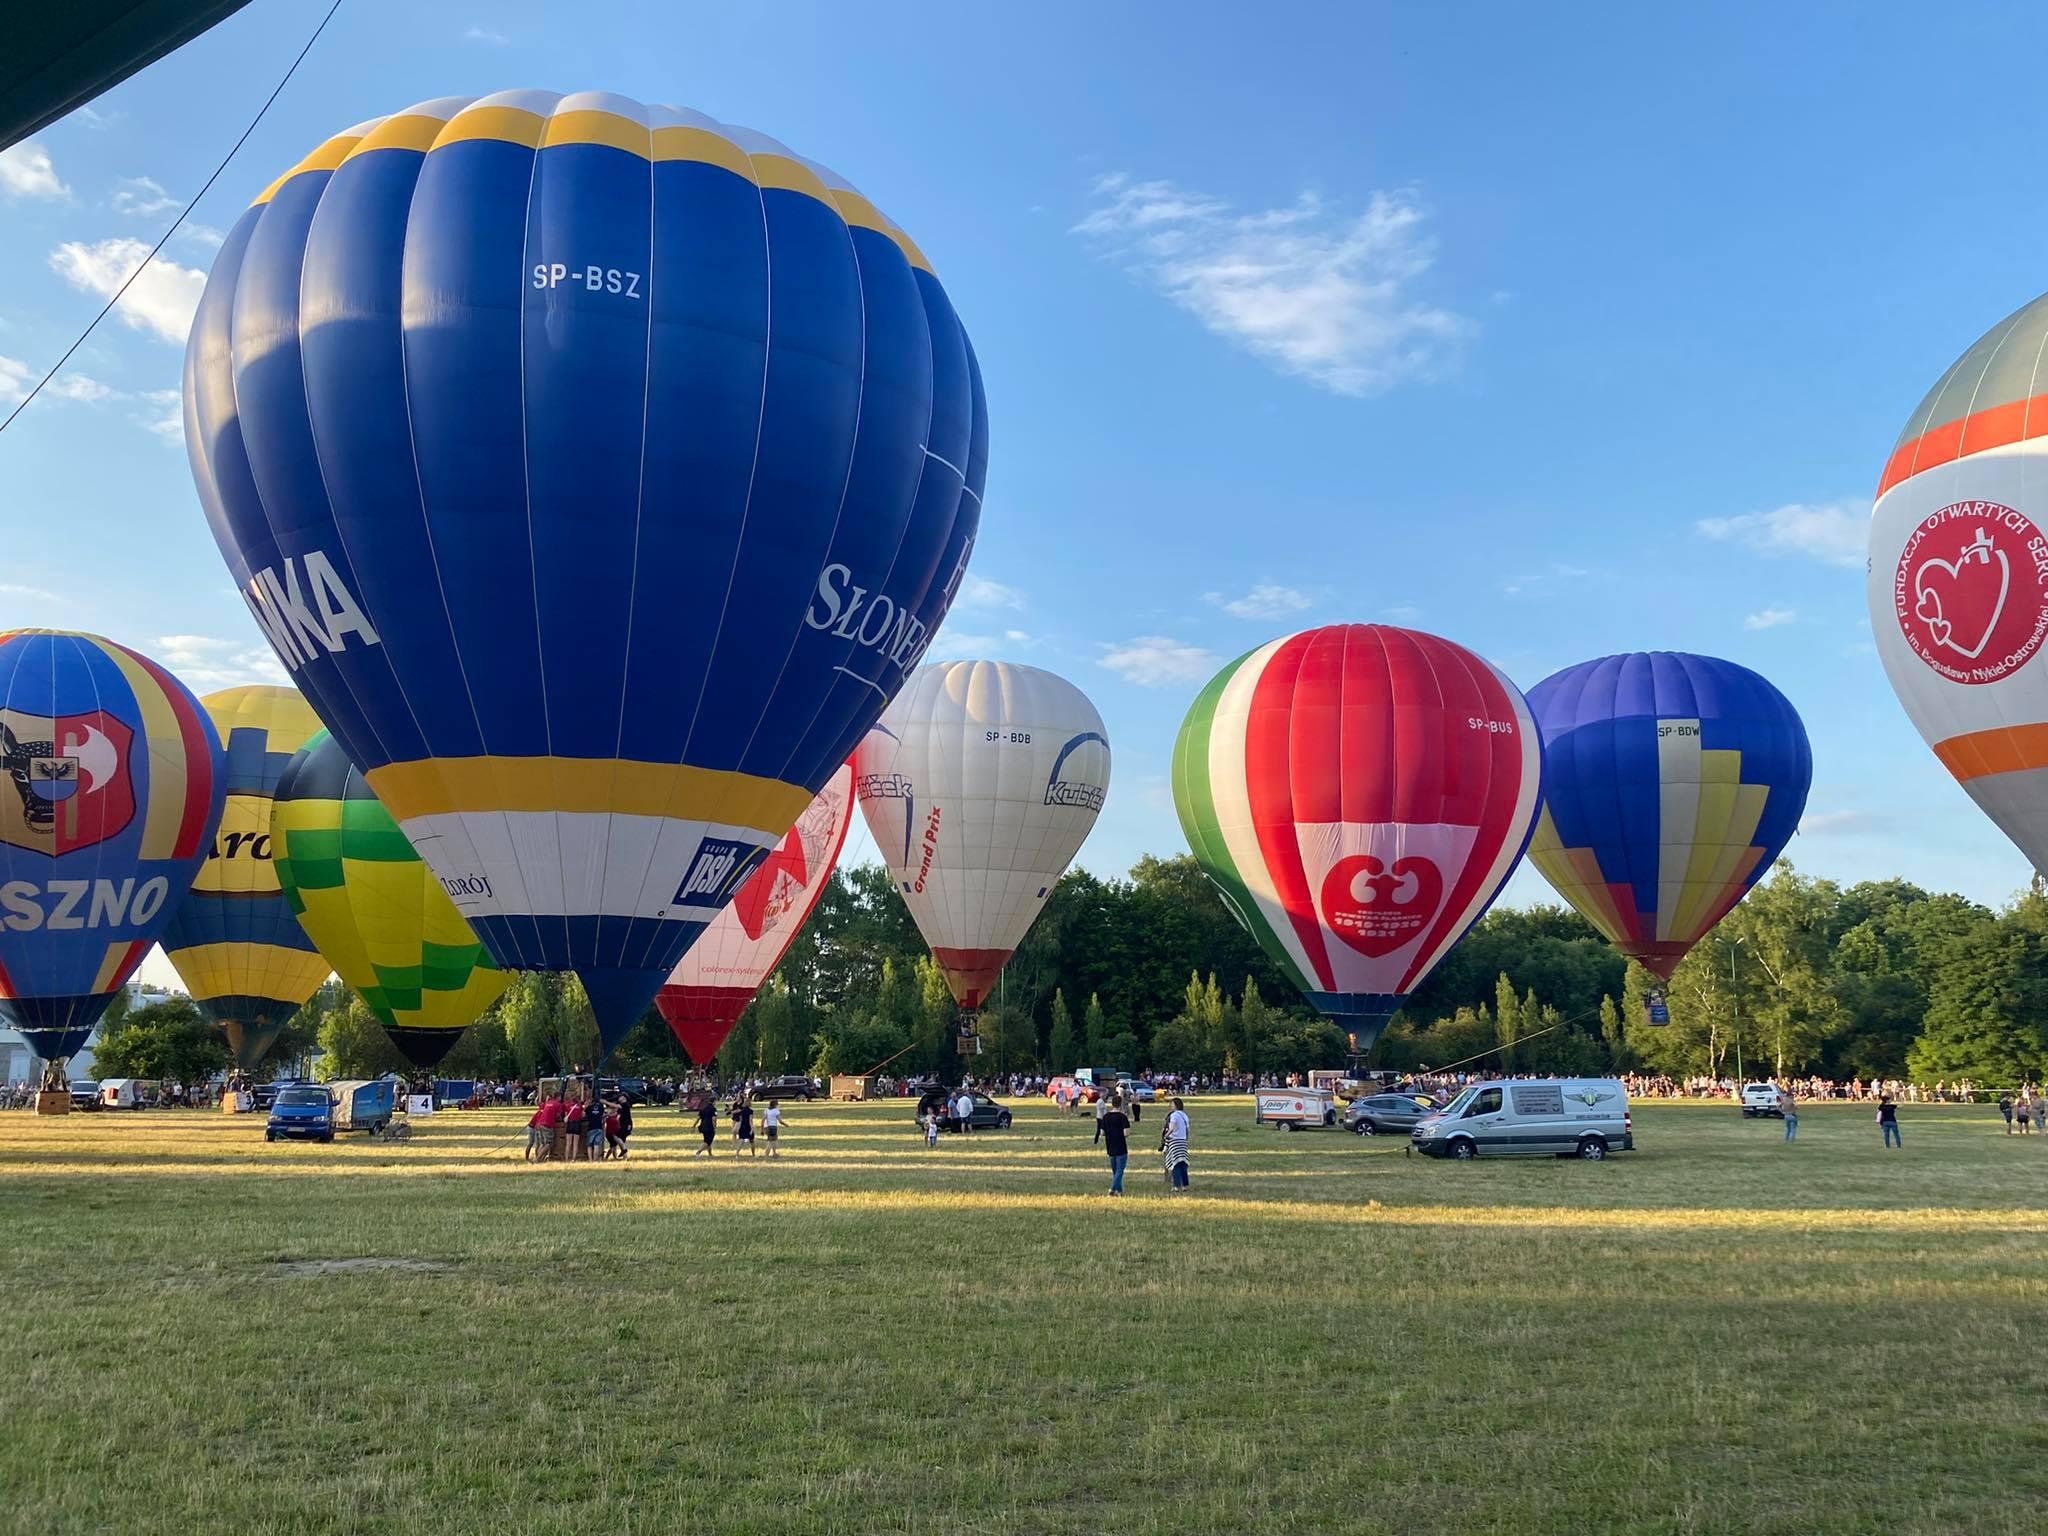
left=1358, top=1119, right=1377, bottom=1136
left=1278, top=1121, right=1296, bottom=1133
left=320, top=1133, right=334, bottom=1144
left=265, top=1131, right=275, bottom=1143
left=1449, top=1138, right=1477, bottom=1160
left=997, top=1112, right=1011, bottom=1129
left=1577, top=1137, right=1607, bottom=1160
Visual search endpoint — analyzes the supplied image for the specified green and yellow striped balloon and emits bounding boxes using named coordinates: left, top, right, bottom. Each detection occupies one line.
left=271, top=732, right=507, bottom=1067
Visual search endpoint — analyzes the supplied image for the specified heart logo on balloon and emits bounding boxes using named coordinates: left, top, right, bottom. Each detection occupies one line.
left=1321, top=853, right=1444, bottom=958
left=1912, top=528, right=2007, bottom=660
left=1894, top=502, right=2048, bottom=685
left=730, top=832, right=810, bottom=941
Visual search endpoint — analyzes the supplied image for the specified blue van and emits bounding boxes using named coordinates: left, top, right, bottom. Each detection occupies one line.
left=266, top=1085, right=335, bottom=1143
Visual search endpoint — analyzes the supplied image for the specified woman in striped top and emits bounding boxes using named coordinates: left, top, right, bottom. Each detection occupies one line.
left=1162, top=1098, right=1190, bottom=1192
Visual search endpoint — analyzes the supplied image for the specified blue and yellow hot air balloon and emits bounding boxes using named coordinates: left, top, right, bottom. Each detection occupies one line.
left=157, top=686, right=330, bottom=1067
left=0, top=631, right=224, bottom=1072
left=1524, top=652, right=1811, bottom=981
left=183, top=91, right=987, bottom=1057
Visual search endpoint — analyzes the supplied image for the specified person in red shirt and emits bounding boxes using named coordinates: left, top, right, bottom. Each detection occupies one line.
left=531, top=1093, right=564, bottom=1163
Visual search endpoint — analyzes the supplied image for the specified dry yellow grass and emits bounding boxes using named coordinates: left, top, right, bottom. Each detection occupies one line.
left=2, top=1096, right=2043, bottom=1534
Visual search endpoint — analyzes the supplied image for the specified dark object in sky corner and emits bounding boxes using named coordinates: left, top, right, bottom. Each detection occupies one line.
left=3, top=0, right=253, bottom=150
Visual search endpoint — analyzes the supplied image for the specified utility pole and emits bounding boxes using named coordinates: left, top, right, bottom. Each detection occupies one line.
left=1729, top=937, right=1744, bottom=1085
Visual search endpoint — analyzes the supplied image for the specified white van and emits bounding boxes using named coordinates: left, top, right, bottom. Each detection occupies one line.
left=1410, top=1079, right=1633, bottom=1160
left=1254, top=1086, right=1336, bottom=1130
left=98, top=1078, right=148, bottom=1110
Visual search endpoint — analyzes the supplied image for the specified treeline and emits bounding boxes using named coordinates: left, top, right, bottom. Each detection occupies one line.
left=187, top=854, right=2048, bottom=1086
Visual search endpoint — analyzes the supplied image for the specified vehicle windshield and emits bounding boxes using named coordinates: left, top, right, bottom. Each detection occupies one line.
left=278, top=1090, right=329, bottom=1107
left=1441, top=1087, right=1476, bottom=1116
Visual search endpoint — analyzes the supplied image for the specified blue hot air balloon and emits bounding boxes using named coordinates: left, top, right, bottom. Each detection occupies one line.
left=182, top=92, right=987, bottom=1054
left=0, top=631, right=225, bottom=1071
left=1524, top=652, right=1811, bottom=980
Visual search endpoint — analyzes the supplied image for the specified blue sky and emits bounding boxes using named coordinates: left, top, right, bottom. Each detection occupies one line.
left=3, top=0, right=2047, bottom=980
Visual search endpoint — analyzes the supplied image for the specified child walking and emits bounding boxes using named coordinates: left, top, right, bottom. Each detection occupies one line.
left=764, top=1099, right=782, bottom=1157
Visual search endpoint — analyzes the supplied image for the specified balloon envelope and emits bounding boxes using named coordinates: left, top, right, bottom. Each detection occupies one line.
left=158, top=685, right=330, bottom=1066
left=1172, top=625, right=1540, bottom=1048
left=1869, top=292, right=2048, bottom=870
left=184, top=92, right=987, bottom=1054
left=271, top=731, right=508, bottom=1068
left=1524, top=652, right=1811, bottom=981
left=0, top=631, right=224, bottom=1062
left=656, top=762, right=854, bottom=1066
left=856, top=662, right=1109, bottom=1009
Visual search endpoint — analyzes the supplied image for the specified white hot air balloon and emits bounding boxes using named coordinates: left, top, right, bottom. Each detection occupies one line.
left=855, top=662, right=1111, bottom=1014
left=1870, top=292, right=2048, bottom=870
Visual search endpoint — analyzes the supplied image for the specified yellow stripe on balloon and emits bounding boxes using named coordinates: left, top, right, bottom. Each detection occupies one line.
left=652, top=126, right=757, bottom=180
left=433, top=106, right=546, bottom=152
left=364, top=757, right=812, bottom=836
left=164, top=942, right=332, bottom=1004
left=542, top=109, right=652, bottom=156
left=97, top=643, right=184, bottom=860
left=252, top=131, right=369, bottom=205
left=341, top=112, right=451, bottom=160
left=91, top=941, right=141, bottom=994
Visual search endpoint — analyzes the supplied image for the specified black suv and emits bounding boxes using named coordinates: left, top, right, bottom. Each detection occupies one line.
left=755, top=1075, right=820, bottom=1101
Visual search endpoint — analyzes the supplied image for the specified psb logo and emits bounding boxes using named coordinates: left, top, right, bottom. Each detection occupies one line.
left=673, top=838, right=767, bottom=909
left=1894, top=500, right=2048, bottom=684
left=1043, top=731, right=1109, bottom=810
left=0, top=710, right=136, bottom=857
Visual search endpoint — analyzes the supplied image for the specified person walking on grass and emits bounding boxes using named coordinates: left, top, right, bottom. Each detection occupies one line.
left=695, top=1094, right=718, bottom=1159
left=1878, top=1094, right=1902, bottom=1149
left=1783, top=1084, right=1798, bottom=1143
left=564, top=1095, right=587, bottom=1162
left=2018, top=1091, right=2034, bottom=1137
left=1162, top=1097, right=1191, bottom=1192
left=732, top=1096, right=756, bottom=1157
left=1100, top=1095, right=1131, bottom=1196
left=922, top=1099, right=940, bottom=1148
left=764, top=1098, right=782, bottom=1157
left=525, top=1098, right=550, bottom=1161
left=585, top=1097, right=607, bottom=1161
left=1094, top=1089, right=1111, bottom=1146
left=1999, top=1093, right=2015, bottom=1135
left=608, top=1097, right=633, bottom=1159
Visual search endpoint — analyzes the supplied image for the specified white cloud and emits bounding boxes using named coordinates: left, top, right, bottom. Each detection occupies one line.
left=0, top=582, right=63, bottom=603
left=1204, top=582, right=1313, bottom=620
left=43, top=374, right=116, bottom=404
left=155, top=635, right=288, bottom=690
left=1743, top=607, right=1797, bottom=631
left=177, top=222, right=225, bottom=250
left=1379, top=604, right=1423, bottom=623
left=1004, top=629, right=1032, bottom=643
left=464, top=23, right=509, bottom=43
left=1503, top=562, right=1594, bottom=597
left=0, top=355, right=33, bottom=405
left=0, top=141, right=68, bottom=200
left=957, top=575, right=1025, bottom=611
left=1696, top=501, right=1864, bottom=569
left=48, top=238, right=205, bottom=345
left=136, top=388, right=184, bottom=443
left=1799, top=808, right=1886, bottom=836
left=1075, top=173, right=1467, bottom=395
left=112, top=176, right=180, bottom=217
left=1098, top=635, right=1220, bottom=686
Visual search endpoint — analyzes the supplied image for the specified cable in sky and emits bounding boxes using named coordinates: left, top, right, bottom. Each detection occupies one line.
left=0, top=0, right=346, bottom=441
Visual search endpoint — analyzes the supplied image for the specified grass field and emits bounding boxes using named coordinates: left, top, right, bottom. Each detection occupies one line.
left=3, top=1096, right=2044, bottom=1535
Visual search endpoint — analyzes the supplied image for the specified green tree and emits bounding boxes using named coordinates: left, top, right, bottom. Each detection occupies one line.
left=91, top=999, right=229, bottom=1087
left=1598, top=994, right=1630, bottom=1070
left=1048, top=989, right=1076, bottom=1073
left=912, top=956, right=954, bottom=1072
left=1083, top=990, right=1107, bottom=1064
left=1909, top=922, right=2048, bottom=1084
left=753, top=978, right=799, bottom=1078
left=315, top=996, right=407, bottom=1080
left=501, top=973, right=555, bottom=1080
left=1493, top=974, right=1520, bottom=1071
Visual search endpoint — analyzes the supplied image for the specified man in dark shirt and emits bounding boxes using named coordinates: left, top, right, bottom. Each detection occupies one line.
left=1100, top=1098, right=1131, bottom=1196
left=1878, top=1095, right=1902, bottom=1149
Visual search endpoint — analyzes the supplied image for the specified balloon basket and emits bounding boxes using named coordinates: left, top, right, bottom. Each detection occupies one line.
left=34, top=1089, right=73, bottom=1116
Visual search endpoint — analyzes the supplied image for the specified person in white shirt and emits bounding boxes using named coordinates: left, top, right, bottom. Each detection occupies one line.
left=1162, top=1099, right=1190, bottom=1191
left=763, top=1099, right=782, bottom=1157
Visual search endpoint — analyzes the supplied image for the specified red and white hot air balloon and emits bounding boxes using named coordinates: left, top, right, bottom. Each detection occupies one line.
left=655, top=763, right=855, bottom=1067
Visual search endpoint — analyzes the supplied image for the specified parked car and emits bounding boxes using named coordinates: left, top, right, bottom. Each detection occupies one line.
left=1411, top=1079, right=1634, bottom=1160
left=1740, top=1082, right=1785, bottom=1118
left=915, top=1090, right=1012, bottom=1131
left=1045, top=1075, right=1097, bottom=1104
left=755, top=1075, right=820, bottom=1101
left=1115, top=1074, right=1158, bottom=1103
left=1344, top=1092, right=1442, bottom=1136
left=67, top=1079, right=102, bottom=1110
left=266, top=1085, right=335, bottom=1142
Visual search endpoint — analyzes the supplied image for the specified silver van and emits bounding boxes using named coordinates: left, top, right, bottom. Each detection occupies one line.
left=1411, top=1079, right=1633, bottom=1160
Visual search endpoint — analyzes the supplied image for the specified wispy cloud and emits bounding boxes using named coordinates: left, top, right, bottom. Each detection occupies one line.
left=1099, top=635, right=1220, bottom=686
left=136, top=388, right=184, bottom=443
left=43, top=374, right=117, bottom=404
left=1697, top=501, right=1864, bottom=569
left=1743, top=607, right=1798, bottom=631
left=464, top=23, right=509, bottom=44
left=1799, top=808, right=1887, bottom=836
left=48, top=238, right=205, bottom=345
left=957, top=575, right=1026, bottom=611
left=177, top=222, right=225, bottom=250
left=156, top=635, right=289, bottom=690
left=0, top=141, right=68, bottom=200
left=1204, top=582, right=1313, bottom=621
left=1503, top=562, right=1593, bottom=598
left=1380, top=604, right=1423, bottom=623
left=0, top=582, right=63, bottom=603
left=0, top=355, right=34, bottom=406
left=112, top=175, right=180, bottom=217
left=1074, top=173, right=1467, bottom=395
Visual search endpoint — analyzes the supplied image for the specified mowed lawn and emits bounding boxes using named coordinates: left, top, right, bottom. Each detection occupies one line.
left=2, top=1097, right=2044, bottom=1535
